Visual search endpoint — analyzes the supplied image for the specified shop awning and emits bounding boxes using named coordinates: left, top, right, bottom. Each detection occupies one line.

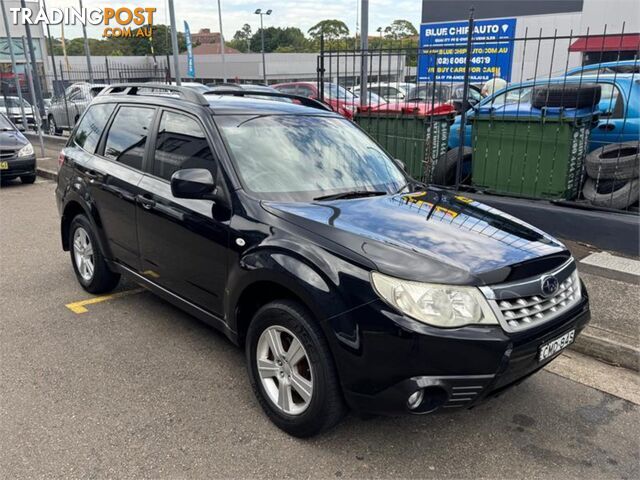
left=569, top=34, right=640, bottom=52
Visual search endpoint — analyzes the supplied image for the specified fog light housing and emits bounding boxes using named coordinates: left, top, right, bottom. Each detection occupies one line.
left=407, top=389, right=424, bottom=410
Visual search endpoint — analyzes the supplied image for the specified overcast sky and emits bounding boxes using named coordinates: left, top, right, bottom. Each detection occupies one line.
left=47, top=0, right=422, bottom=40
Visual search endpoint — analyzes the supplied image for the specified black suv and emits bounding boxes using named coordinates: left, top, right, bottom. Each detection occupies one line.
left=56, top=84, right=590, bottom=437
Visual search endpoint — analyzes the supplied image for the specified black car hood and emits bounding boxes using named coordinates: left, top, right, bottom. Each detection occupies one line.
left=0, top=129, right=29, bottom=149
left=263, top=190, right=567, bottom=285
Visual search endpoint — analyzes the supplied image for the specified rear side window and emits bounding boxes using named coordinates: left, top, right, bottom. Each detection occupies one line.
left=103, top=106, right=155, bottom=170
left=72, top=103, right=116, bottom=153
left=152, top=111, right=215, bottom=181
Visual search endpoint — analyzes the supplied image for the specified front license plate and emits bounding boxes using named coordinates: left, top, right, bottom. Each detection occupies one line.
left=0, top=161, right=8, bottom=170
left=539, top=329, right=575, bottom=362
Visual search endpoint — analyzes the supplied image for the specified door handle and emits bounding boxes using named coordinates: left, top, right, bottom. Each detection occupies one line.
left=137, top=194, right=156, bottom=210
left=598, top=123, right=615, bottom=131
left=84, top=170, right=103, bottom=181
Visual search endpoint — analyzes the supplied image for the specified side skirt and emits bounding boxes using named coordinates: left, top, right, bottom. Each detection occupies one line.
left=110, top=261, right=239, bottom=345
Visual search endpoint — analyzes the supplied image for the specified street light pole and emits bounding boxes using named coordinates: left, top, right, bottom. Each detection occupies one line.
left=359, top=0, right=369, bottom=108
left=78, top=0, right=93, bottom=82
left=254, top=9, right=272, bottom=84
left=0, top=0, right=28, bottom=131
left=217, top=0, right=227, bottom=83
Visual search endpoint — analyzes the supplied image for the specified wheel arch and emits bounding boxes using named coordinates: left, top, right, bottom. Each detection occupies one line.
left=60, top=197, right=111, bottom=259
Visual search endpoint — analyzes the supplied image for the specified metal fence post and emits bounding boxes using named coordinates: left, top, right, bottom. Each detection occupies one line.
left=105, top=57, right=111, bottom=84
left=455, top=7, right=475, bottom=188
left=318, top=34, right=325, bottom=101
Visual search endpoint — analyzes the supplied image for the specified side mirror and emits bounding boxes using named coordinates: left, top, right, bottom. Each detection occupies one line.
left=171, top=168, right=218, bottom=200
left=394, top=158, right=406, bottom=171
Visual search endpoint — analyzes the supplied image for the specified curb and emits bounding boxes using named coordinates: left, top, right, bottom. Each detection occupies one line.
left=36, top=166, right=58, bottom=181
left=570, top=329, right=638, bottom=371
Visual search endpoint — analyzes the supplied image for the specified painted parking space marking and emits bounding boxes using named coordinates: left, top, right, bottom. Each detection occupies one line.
left=580, top=252, right=640, bottom=277
left=65, top=288, right=146, bottom=314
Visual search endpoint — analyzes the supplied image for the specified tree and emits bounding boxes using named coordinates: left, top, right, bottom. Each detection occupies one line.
left=384, top=19, right=418, bottom=39
left=307, top=19, right=350, bottom=42
left=232, top=23, right=253, bottom=52
left=249, top=26, right=309, bottom=53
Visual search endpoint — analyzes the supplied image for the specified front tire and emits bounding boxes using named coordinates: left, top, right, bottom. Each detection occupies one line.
left=20, top=173, right=36, bottom=184
left=48, top=115, right=62, bottom=136
left=69, top=214, right=120, bottom=293
left=246, top=300, right=346, bottom=437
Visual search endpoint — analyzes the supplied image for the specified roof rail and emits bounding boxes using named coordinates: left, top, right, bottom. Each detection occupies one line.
left=98, top=83, right=209, bottom=106
left=203, top=89, right=332, bottom=112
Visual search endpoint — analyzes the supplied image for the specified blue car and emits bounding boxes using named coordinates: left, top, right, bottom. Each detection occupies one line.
left=566, top=60, right=640, bottom=76
left=449, top=73, right=640, bottom=152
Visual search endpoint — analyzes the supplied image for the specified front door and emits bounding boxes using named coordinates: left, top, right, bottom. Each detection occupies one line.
left=136, top=109, right=229, bottom=315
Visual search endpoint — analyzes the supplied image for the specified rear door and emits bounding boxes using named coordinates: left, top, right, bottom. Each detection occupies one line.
left=75, top=104, right=156, bottom=270
left=136, top=108, right=229, bottom=315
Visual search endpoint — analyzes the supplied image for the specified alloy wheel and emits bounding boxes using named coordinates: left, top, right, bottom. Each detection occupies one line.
left=73, top=227, right=95, bottom=282
left=256, top=325, right=313, bottom=415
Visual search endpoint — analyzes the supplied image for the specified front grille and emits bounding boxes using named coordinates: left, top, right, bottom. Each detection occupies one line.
left=498, top=270, right=580, bottom=329
left=0, top=150, right=17, bottom=159
left=481, top=259, right=582, bottom=333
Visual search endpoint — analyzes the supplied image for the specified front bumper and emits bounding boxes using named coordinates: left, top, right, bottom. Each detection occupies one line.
left=334, top=287, right=590, bottom=415
left=0, top=156, right=36, bottom=179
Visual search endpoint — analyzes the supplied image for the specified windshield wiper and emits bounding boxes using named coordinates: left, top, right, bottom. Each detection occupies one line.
left=313, top=190, right=387, bottom=201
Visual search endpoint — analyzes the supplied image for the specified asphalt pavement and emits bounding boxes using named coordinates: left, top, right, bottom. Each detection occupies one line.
left=1, top=179, right=638, bottom=479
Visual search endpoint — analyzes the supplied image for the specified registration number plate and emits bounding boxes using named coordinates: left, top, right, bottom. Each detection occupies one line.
left=0, top=161, right=8, bottom=170
left=538, top=330, right=575, bottom=362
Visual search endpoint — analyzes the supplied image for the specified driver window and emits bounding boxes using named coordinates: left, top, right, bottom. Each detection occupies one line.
left=152, top=111, right=215, bottom=181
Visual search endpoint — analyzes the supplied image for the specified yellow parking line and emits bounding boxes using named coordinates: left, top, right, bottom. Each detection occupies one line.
left=65, top=288, right=146, bottom=314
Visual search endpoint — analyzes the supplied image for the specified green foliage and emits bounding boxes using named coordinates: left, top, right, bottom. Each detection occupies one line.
left=383, top=19, right=418, bottom=39
left=230, top=23, right=253, bottom=52
left=308, top=20, right=350, bottom=41
left=249, top=27, right=309, bottom=53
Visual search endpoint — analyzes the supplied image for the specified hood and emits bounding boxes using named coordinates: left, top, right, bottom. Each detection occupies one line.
left=263, top=190, right=567, bottom=285
left=4, top=106, right=33, bottom=116
left=0, top=129, right=29, bottom=149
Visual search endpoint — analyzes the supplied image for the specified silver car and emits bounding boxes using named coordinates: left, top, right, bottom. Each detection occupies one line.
left=47, top=83, right=105, bottom=135
left=0, top=96, right=36, bottom=130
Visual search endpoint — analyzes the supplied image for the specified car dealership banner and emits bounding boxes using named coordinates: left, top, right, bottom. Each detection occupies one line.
left=417, top=18, right=516, bottom=82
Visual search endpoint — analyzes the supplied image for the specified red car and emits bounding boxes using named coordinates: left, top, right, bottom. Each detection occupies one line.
left=273, top=82, right=385, bottom=119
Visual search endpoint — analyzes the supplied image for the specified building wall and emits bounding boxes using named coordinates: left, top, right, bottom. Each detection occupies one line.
left=0, top=0, right=49, bottom=77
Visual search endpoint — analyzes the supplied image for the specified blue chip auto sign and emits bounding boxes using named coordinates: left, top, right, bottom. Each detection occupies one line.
left=418, top=18, right=517, bottom=82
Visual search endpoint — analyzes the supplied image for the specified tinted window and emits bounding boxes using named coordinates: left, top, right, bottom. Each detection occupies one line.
left=153, top=111, right=214, bottom=181
left=103, top=106, right=154, bottom=170
left=73, top=103, right=116, bottom=153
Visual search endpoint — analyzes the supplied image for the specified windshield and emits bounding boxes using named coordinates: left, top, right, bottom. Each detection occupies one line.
left=406, top=84, right=452, bottom=102
left=324, top=84, right=357, bottom=101
left=216, top=115, right=406, bottom=202
left=0, top=97, right=31, bottom=108
left=0, top=114, right=15, bottom=130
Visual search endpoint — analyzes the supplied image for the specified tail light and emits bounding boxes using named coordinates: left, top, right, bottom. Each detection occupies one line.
left=58, top=151, right=65, bottom=167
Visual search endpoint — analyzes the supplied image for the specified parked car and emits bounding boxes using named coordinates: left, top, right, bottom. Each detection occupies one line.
left=207, top=83, right=293, bottom=102
left=272, top=81, right=384, bottom=119
left=0, top=112, right=36, bottom=184
left=405, top=83, right=483, bottom=114
left=56, top=84, right=590, bottom=437
left=167, top=81, right=212, bottom=93
left=350, top=82, right=416, bottom=102
left=47, top=83, right=106, bottom=135
left=567, top=60, right=640, bottom=76
left=449, top=73, right=640, bottom=151
left=0, top=96, right=36, bottom=130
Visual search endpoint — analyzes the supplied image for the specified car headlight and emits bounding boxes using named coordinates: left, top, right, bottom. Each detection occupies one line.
left=371, top=271, right=498, bottom=328
left=18, top=143, right=34, bottom=158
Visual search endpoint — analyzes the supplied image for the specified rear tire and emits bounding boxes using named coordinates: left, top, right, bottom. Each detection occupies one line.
left=246, top=300, right=346, bottom=437
left=48, top=115, right=62, bottom=136
left=69, top=214, right=120, bottom=294
left=432, top=147, right=473, bottom=186
left=531, top=84, right=601, bottom=109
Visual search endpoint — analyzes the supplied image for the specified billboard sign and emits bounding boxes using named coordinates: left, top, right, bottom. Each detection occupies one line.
left=418, top=18, right=517, bottom=82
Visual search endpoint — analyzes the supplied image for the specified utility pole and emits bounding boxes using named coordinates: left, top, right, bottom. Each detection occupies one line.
left=78, top=0, right=93, bottom=82
left=22, top=37, right=45, bottom=156
left=41, top=0, right=60, bottom=96
left=0, top=0, right=28, bottom=131
left=217, top=0, right=227, bottom=82
left=168, top=0, right=181, bottom=85
left=20, top=0, right=46, bottom=128
left=359, top=0, right=369, bottom=107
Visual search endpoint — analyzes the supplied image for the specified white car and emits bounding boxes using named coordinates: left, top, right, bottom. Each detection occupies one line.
left=350, top=82, right=416, bottom=102
left=0, top=96, right=35, bottom=130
